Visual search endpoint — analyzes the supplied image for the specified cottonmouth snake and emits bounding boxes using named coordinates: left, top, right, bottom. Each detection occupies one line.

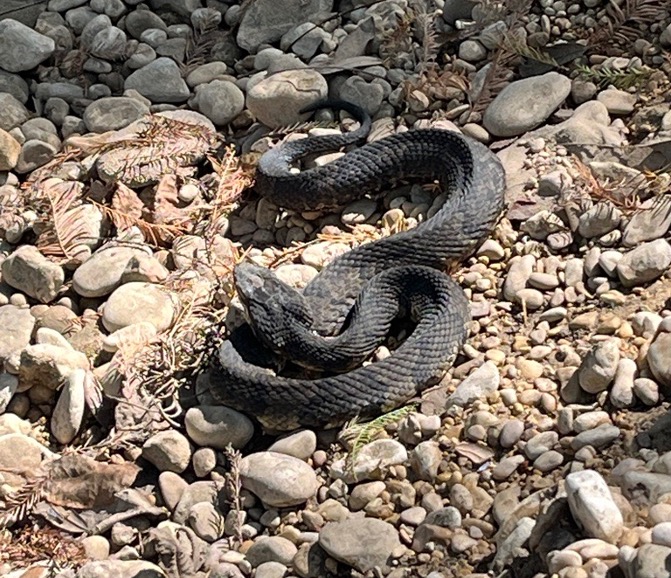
left=202, top=101, right=506, bottom=431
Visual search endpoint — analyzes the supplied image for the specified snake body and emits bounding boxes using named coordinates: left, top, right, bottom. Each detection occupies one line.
left=205, top=102, right=506, bottom=431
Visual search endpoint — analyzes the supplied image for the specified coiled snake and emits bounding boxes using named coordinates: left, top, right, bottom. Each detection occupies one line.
left=203, top=101, right=506, bottom=431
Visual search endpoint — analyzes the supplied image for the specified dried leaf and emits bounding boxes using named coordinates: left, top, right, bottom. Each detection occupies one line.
left=43, top=454, right=140, bottom=510
left=153, top=174, right=193, bottom=231
left=112, top=183, right=144, bottom=221
left=454, top=442, right=495, bottom=465
left=96, top=183, right=186, bottom=246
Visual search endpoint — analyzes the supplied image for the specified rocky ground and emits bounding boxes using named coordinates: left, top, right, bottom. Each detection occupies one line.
left=1, top=0, right=671, bottom=577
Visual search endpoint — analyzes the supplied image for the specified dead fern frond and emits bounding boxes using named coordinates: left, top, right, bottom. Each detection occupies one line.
left=0, top=474, right=48, bottom=529
left=96, top=115, right=217, bottom=188
left=180, top=20, right=220, bottom=75
left=120, top=278, right=226, bottom=425
left=379, top=9, right=416, bottom=67
left=411, top=0, right=441, bottom=77
left=569, top=156, right=643, bottom=213
left=224, top=445, right=245, bottom=547
left=30, top=178, right=93, bottom=264
left=500, top=32, right=559, bottom=68
left=93, top=197, right=187, bottom=247
left=469, top=47, right=517, bottom=115
left=0, top=525, right=87, bottom=570
left=589, top=0, right=669, bottom=52
left=266, top=119, right=338, bottom=138
left=207, top=145, right=256, bottom=213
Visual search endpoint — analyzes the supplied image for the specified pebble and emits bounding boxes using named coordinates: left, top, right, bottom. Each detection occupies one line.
left=622, top=195, right=671, bottom=246
left=1, top=245, right=64, bottom=303
left=349, top=481, right=386, bottom=511
left=570, top=424, right=621, bottom=451
left=240, top=452, right=319, bottom=507
left=246, top=69, right=328, bottom=128
left=596, top=88, right=637, bottom=115
left=610, top=357, right=638, bottom=408
left=83, top=96, right=150, bottom=133
left=0, top=19, right=55, bottom=73
left=102, top=282, right=176, bottom=333
left=578, top=340, right=620, bottom=394
left=0, top=305, right=35, bottom=362
left=50, top=368, right=87, bottom=444
left=499, top=420, right=524, bottom=448
left=192, top=80, right=245, bottom=126
left=336, top=439, right=408, bottom=483
left=447, top=361, right=500, bottom=408
left=124, top=57, right=190, bottom=103
left=410, top=441, right=442, bottom=481
left=73, top=246, right=150, bottom=298
left=142, top=430, right=192, bottom=473
left=268, top=430, right=317, bottom=461
left=319, top=517, right=402, bottom=573
left=617, top=239, right=671, bottom=287
left=78, top=560, right=165, bottom=578
left=533, top=450, right=564, bottom=472
left=566, top=470, right=624, bottom=543
left=483, top=72, right=571, bottom=137
left=646, top=331, right=671, bottom=387
left=633, top=378, right=659, bottom=406
left=246, top=536, right=298, bottom=566
left=184, top=405, right=255, bottom=450
left=255, top=561, right=288, bottom=578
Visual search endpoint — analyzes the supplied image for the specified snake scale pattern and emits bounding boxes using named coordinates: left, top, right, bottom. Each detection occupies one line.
left=204, top=101, right=506, bottom=431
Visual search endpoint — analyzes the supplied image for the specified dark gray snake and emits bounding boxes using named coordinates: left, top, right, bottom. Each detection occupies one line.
left=203, top=101, right=506, bottom=432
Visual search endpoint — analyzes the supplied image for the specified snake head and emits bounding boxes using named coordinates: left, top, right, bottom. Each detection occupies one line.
left=234, top=263, right=314, bottom=352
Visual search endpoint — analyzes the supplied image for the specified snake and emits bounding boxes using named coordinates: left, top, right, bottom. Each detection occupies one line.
left=202, top=101, right=506, bottom=432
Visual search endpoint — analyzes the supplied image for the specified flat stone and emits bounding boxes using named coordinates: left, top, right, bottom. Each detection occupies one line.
left=73, top=246, right=149, bottom=298
left=142, top=430, right=192, bottom=473
left=191, top=80, right=245, bottom=126
left=1, top=245, right=64, bottom=303
left=102, top=282, right=177, bottom=333
left=124, top=57, right=190, bottom=103
left=0, top=305, right=35, bottom=362
left=184, top=405, right=255, bottom=450
left=247, top=69, right=328, bottom=128
left=0, top=19, right=55, bottom=72
left=447, top=361, right=500, bottom=408
left=83, top=96, right=150, bottom=133
left=483, top=72, right=571, bottom=137
left=617, top=239, right=671, bottom=288
left=319, top=517, right=402, bottom=573
left=236, top=0, right=333, bottom=52
left=240, top=451, right=319, bottom=508
left=566, top=470, right=624, bottom=544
